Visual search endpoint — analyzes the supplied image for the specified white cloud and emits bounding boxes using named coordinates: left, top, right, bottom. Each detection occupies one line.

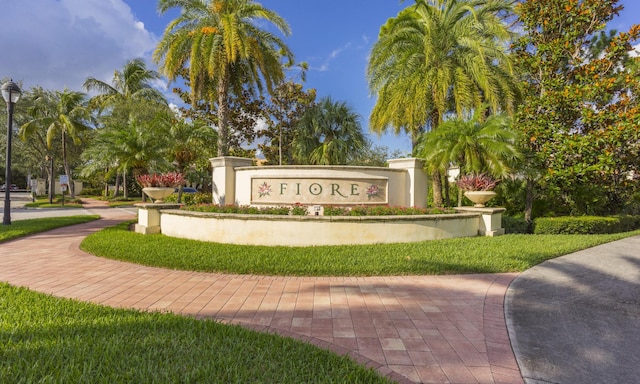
left=0, top=0, right=157, bottom=93
left=329, top=43, right=351, bottom=59
left=310, top=42, right=353, bottom=72
left=254, top=118, right=269, bottom=132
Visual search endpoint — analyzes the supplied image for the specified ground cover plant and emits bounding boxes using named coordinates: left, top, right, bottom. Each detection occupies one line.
left=80, top=221, right=640, bottom=276
left=0, top=216, right=100, bottom=243
left=104, top=197, right=142, bottom=207
left=323, top=205, right=455, bottom=216
left=184, top=204, right=300, bottom=215
left=0, top=283, right=389, bottom=384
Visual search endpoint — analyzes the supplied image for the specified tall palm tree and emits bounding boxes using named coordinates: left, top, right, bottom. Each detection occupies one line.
left=367, top=0, right=519, bottom=205
left=417, top=108, right=522, bottom=205
left=20, top=89, right=91, bottom=198
left=154, top=0, right=293, bottom=157
left=83, top=58, right=167, bottom=111
left=293, top=97, right=367, bottom=165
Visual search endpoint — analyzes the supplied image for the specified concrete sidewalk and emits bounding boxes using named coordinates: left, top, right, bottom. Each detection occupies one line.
left=1, top=199, right=523, bottom=383
left=506, top=235, right=640, bottom=384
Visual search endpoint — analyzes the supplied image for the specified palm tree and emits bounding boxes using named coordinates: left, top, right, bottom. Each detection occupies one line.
left=165, top=119, right=217, bottom=201
left=417, top=108, right=522, bottom=205
left=83, top=59, right=170, bottom=197
left=154, top=0, right=294, bottom=157
left=82, top=117, right=171, bottom=199
left=20, top=89, right=91, bottom=198
left=83, top=58, right=167, bottom=112
left=293, top=97, right=367, bottom=165
left=367, top=0, right=519, bottom=205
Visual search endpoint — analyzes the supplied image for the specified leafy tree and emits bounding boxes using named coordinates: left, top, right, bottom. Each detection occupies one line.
left=367, top=0, right=519, bottom=206
left=172, top=77, right=261, bottom=158
left=259, top=81, right=317, bottom=165
left=293, top=97, right=367, bottom=165
left=19, top=89, right=91, bottom=198
left=347, top=145, right=406, bottom=167
left=512, top=0, right=640, bottom=219
left=154, top=0, right=294, bottom=157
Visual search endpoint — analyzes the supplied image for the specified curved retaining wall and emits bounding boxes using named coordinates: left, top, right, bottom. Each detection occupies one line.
left=157, top=210, right=483, bottom=246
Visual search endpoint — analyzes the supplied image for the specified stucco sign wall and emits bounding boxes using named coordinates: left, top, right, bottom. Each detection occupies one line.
left=251, top=177, right=388, bottom=204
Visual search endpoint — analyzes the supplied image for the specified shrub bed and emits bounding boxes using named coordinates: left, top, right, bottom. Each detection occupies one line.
left=323, top=205, right=455, bottom=216
left=534, top=215, right=640, bottom=234
left=182, top=204, right=306, bottom=215
left=164, top=192, right=211, bottom=206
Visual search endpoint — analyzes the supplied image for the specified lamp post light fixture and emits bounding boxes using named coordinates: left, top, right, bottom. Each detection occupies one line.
left=2, top=80, right=22, bottom=225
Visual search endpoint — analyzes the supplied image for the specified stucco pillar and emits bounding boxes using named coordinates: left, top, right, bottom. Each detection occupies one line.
left=134, top=203, right=182, bottom=234
left=387, top=158, right=427, bottom=208
left=210, top=156, right=253, bottom=205
left=456, top=207, right=506, bottom=236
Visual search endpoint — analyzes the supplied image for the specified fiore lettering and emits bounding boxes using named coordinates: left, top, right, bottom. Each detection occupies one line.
left=276, top=182, right=361, bottom=198
left=253, top=178, right=386, bottom=205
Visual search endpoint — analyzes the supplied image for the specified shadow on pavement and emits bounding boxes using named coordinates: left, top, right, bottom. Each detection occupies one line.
left=506, top=236, right=640, bottom=384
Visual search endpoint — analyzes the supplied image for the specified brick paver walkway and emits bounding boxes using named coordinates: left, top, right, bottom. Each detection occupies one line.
left=0, top=200, right=523, bottom=383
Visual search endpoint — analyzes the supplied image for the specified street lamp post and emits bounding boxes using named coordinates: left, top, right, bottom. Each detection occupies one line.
left=2, top=80, right=22, bottom=225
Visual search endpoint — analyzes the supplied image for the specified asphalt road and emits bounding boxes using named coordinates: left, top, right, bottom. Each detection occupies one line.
left=0, top=192, right=136, bottom=220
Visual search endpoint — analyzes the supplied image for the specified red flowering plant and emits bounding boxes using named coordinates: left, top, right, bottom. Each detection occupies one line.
left=136, top=172, right=185, bottom=188
left=456, top=173, right=498, bottom=191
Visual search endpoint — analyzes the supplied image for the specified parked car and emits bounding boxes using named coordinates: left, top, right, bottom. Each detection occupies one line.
left=175, top=187, right=198, bottom=193
left=0, top=184, right=18, bottom=191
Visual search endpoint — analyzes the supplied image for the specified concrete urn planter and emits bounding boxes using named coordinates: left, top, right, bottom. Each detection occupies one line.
left=143, top=187, right=174, bottom=203
left=464, top=191, right=497, bottom=208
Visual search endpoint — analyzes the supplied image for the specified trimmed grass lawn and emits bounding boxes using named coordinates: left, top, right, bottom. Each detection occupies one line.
left=81, top=221, right=640, bottom=276
left=24, top=197, right=84, bottom=209
left=0, top=283, right=389, bottom=383
left=0, top=216, right=100, bottom=243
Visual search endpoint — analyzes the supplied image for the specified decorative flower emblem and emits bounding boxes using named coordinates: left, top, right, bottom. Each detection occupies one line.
left=365, top=184, right=380, bottom=199
left=258, top=182, right=272, bottom=197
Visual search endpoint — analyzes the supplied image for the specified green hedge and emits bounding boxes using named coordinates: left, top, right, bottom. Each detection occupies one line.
left=534, top=215, right=640, bottom=235
left=503, top=216, right=530, bottom=234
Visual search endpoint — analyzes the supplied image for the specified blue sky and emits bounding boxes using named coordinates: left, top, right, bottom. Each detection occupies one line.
left=0, top=0, right=638, bottom=155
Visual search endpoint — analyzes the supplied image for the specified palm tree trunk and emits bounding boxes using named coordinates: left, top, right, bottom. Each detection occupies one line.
left=61, top=131, right=75, bottom=199
left=216, top=70, right=230, bottom=157
left=432, top=170, right=444, bottom=207
left=123, top=169, right=128, bottom=200
left=113, top=173, right=121, bottom=198
left=443, top=175, right=450, bottom=206
left=427, top=112, right=444, bottom=207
